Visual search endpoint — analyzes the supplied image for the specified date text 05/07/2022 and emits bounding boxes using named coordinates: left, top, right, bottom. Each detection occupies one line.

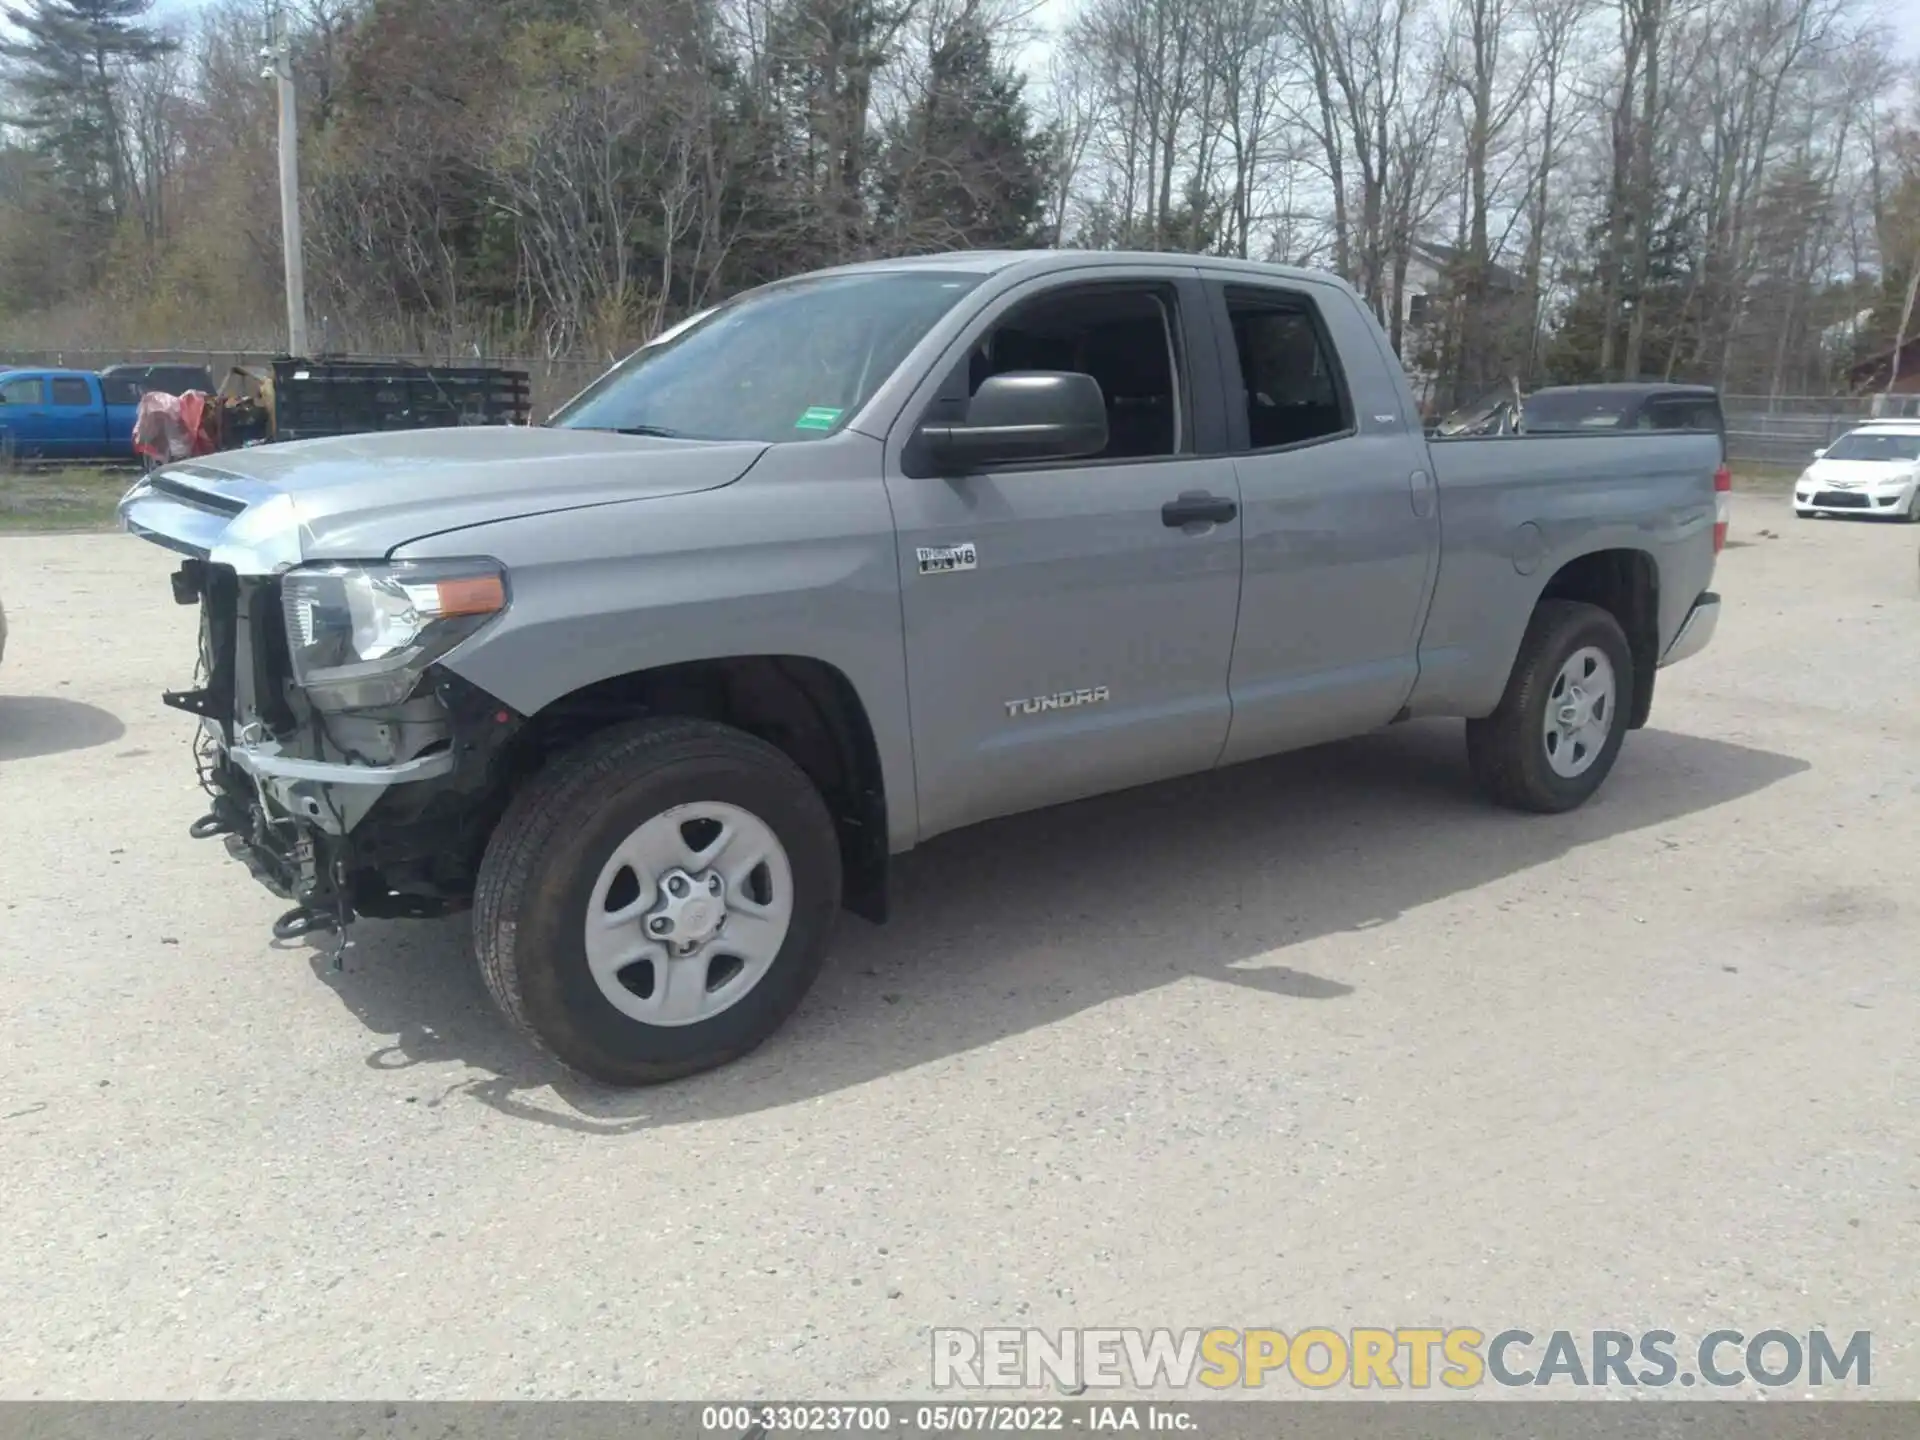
left=698, top=1404, right=1197, bottom=1433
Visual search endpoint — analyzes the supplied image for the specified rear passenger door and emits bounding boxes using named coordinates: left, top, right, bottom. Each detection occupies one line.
left=884, top=269, right=1245, bottom=840
left=1205, top=276, right=1440, bottom=764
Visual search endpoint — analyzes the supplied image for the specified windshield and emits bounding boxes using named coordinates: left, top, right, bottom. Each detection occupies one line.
left=1522, top=392, right=1634, bottom=431
left=550, top=271, right=984, bottom=442
left=1822, top=431, right=1920, bottom=462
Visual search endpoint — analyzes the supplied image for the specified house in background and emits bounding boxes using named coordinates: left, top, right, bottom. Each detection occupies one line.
left=1849, top=337, right=1920, bottom=417
left=1397, top=240, right=1525, bottom=409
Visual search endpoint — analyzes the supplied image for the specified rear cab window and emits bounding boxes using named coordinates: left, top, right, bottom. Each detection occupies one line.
left=1522, top=393, right=1634, bottom=432
left=1640, top=394, right=1726, bottom=460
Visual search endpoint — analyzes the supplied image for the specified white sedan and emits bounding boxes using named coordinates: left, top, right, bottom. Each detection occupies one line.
left=1793, top=422, right=1920, bottom=521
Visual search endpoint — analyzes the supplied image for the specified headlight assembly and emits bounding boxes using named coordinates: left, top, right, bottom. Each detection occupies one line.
left=281, top=559, right=508, bottom=710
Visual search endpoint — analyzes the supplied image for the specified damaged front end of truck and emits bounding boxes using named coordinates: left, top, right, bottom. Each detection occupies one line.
left=124, top=466, right=528, bottom=951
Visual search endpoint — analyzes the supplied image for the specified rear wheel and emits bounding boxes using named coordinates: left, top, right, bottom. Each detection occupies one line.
left=1466, top=600, right=1635, bottom=814
left=474, top=717, right=842, bottom=1086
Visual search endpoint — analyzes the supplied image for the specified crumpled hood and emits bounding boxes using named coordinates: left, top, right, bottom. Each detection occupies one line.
left=119, top=426, right=768, bottom=570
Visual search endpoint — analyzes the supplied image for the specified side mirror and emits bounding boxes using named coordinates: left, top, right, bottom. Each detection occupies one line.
left=1811, top=447, right=1827, bottom=460
left=919, top=371, right=1108, bottom=471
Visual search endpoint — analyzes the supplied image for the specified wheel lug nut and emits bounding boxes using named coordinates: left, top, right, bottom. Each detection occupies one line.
left=708, top=876, right=722, bottom=895
left=649, top=916, right=672, bottom=935
left=668, top=876, right=688, bottom=897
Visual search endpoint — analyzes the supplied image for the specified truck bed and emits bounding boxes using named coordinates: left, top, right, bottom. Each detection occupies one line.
left=1409, top=429, right=1724, bottom=720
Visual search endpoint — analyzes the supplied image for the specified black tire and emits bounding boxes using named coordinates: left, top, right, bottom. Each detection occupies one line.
left=1465, top=599, right=1635, bottom=815
left=474, top=717, right=842, bottom=1086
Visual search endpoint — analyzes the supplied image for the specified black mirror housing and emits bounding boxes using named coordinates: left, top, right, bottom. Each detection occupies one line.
left=919, top=371, right=1108, bottom=472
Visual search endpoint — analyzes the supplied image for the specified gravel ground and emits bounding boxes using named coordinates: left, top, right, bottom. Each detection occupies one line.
left=1, top=509, right=1916, bottom=1401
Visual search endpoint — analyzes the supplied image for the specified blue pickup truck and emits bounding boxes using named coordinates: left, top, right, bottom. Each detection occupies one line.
left=0, top=368, right=141, bottom=460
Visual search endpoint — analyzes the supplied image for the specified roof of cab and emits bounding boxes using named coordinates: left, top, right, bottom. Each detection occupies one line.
left=802, top=248, right=1363, bottom=295
left=0, top=366, right=99, bottom=380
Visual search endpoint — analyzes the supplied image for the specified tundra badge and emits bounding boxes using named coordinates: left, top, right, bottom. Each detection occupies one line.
left=1004, top=687, right=1111, bottom=718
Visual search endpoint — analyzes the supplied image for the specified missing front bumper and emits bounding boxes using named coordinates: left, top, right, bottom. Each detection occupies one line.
left=223, top=732, right=459, bottom=835
left=188, top=667, right=526, bottom=922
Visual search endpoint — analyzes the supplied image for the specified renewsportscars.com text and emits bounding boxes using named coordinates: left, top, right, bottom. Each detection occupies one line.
left=931, top=1327, right=1872, bottom=1391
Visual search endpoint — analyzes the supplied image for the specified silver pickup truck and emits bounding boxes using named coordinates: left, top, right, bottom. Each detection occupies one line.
left=120, top=251, right=1726, bottom=1086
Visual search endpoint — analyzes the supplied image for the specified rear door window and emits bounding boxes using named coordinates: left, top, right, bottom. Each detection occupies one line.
left=1221, top=287, right=1353, bottom=451
left=50, top=377, right=94, bottom=406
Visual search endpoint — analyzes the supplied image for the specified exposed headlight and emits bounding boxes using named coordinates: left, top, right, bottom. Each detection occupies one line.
left=281, top=559, right=508, bottom=710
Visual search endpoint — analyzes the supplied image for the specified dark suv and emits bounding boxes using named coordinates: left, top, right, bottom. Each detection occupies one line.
left=98, top=362, right=216, bottom=405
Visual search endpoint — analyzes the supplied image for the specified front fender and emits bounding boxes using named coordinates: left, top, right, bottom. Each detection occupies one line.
left=392, top=433, right=919, bottom=851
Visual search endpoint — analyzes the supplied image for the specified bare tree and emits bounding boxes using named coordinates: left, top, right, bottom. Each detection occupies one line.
left=1515, top=0, right=1592, bottom=381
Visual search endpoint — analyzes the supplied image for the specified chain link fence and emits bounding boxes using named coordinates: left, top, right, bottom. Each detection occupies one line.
left=1719, top=393, right=1920, bottom=471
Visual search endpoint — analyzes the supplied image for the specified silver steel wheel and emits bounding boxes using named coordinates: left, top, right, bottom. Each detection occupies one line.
left=583, top=801, right=794, bottom=1027
left=1542, top=645, right=1616, bottom=779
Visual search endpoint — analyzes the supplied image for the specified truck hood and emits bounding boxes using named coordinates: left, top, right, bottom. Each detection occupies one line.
left=118, top=426, right=768, bottom=572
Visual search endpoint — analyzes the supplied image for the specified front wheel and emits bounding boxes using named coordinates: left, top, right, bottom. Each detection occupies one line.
left=1465, top=600, right=1635, bottom=814
left=474, top=717, right=843, bottom=1086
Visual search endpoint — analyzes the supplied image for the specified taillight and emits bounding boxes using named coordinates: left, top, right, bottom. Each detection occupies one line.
left=1713, top=463, right=1731, bottom=553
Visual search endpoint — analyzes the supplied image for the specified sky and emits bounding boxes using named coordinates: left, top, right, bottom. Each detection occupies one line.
left=149, top=0, right=1920, bottom=65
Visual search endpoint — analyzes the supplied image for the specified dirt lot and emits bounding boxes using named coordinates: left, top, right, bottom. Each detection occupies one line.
left=1, top=505, right=1916, bottom=1400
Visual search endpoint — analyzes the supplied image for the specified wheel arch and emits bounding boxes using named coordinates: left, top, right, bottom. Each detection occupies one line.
left=506, top=653, right=892, bottom=923
left=1531, top=547, right=1661, bottom=729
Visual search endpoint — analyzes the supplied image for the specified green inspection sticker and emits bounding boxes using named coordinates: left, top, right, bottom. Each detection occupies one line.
left=795, top=406, right=843, bottom=431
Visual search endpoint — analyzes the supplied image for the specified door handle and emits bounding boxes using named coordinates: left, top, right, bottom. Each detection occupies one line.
left=1162, top=491, right=1237, bottom=528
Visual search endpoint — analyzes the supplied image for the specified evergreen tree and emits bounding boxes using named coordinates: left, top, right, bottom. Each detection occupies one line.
left=0, top=0, right=176, bottom=238
left=1544, top=185, right=1702, bottom=384
left=874, top=16, right=1051, bottom=253
left=751, top=0, right=914, bottom=270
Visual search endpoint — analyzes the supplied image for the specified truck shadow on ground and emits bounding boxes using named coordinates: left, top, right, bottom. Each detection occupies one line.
left=0, top=694, right=126, bottom=762
left=307, top=719, right=1808, bottom=1134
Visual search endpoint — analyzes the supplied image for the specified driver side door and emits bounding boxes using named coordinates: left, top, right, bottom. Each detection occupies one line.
left=0, top=374, right=50, bottom=457
left=882, top=268, right=1245, bottom=841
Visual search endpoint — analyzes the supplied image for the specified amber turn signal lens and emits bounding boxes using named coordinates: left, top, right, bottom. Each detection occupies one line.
left=434, top=575, right=508, bottom=617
